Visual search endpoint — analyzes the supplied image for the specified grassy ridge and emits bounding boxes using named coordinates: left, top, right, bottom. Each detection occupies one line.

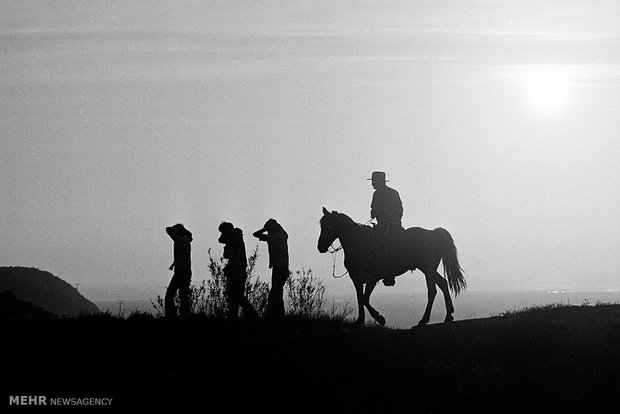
left=2, top=304, right=620, bottom=412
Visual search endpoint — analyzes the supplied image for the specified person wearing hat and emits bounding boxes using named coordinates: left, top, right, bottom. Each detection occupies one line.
left=368, top=171, right=403, bottom=286
left=165, top=223, right=193, bottom=318
left=218, top=222, right=258, bottom=320
left=253, top=219, right=289, bottom=319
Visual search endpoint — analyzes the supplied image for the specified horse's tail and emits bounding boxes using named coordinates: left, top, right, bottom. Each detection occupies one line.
left=434, top=228, right=466, bottom=296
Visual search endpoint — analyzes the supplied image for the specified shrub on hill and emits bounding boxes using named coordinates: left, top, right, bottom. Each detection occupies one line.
left=152, top=246, right=269, bottom=318
left=152, top=248, right=351, bottom=321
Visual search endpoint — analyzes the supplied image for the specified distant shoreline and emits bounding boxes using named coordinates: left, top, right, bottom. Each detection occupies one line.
left=94, top=289, right=620, bottom=328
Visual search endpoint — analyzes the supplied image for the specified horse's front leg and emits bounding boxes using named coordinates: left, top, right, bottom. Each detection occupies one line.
left=363, top=280, right=386, bottom=326
left=352, top=278, right=365, bottom=327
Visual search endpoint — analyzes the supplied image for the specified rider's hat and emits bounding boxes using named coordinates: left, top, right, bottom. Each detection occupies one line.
left=367, top=171, right=389, bottom=182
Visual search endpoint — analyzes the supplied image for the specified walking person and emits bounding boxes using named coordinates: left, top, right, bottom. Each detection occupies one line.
left=253, top=219, right=289, bottom=320
left=165, top=223, right=193, bottom=318
left=218, top=222, right=258, bottom=320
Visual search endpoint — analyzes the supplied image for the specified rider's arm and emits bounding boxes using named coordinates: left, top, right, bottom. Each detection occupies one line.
left=370, top=192, right=378, bottom=219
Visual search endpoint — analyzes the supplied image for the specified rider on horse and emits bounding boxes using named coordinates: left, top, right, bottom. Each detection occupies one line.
left=368, top=171, right=404, bottom=286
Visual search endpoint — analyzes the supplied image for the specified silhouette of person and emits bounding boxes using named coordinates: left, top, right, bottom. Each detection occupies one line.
left=165, top=223, right=193, bottom=318
left=253, top=219, right=289, bottom=320
left=218, top=222, right=258, bottom=320
left=368, top=171, right=403, bottom=286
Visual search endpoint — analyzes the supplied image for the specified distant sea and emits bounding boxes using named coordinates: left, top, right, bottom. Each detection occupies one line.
left=95, top=290, right=620, bottom=329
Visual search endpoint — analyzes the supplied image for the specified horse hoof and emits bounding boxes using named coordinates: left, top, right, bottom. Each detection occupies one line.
left=417, top=320, right=428, bottom=327
left=444, top=315, right=454, bottom=323
left=353, top=320, right=365, bottom=328
left=375, top=315, right=386, bottom=327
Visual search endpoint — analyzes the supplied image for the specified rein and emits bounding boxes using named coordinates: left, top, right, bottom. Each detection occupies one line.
left=329, top=243, right=348, bottom=278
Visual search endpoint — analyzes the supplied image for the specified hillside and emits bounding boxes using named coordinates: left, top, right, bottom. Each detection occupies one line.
left=2, top=304, right=619, bottom=412
left=0, top=267, right=99, bottom=316
left=0, top=290, right=54, bottom=320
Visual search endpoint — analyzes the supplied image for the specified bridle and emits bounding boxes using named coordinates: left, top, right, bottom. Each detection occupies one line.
left=329, top=241, right=348, bottom=279
left=324, top=218, right=374, bottom=279
left=322, top=223, right=347, bottom=278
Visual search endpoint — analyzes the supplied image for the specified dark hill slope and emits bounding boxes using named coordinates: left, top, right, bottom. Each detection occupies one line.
left=0, top=267, right=99, bottom=316
left=2, top=304, right=619, bottom=412
left=0, top=290, right=54, bottom=320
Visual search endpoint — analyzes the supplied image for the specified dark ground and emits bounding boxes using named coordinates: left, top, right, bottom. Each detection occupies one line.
left=3, top=305, right=620, bottom=412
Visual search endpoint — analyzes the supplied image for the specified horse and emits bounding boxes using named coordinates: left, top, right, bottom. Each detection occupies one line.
left=317, top=207, right=466, bottom=328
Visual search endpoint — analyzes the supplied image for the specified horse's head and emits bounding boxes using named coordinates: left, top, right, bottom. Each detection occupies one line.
left=318, top=207, right=339, bottom=253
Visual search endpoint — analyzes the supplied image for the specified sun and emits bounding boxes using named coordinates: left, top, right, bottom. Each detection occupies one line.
left=525, top=67, right=571, bottom=115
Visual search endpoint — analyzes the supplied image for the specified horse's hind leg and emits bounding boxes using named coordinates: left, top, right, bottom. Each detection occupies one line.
left=363, top=280, right=385, bottom=326
left=418, top=271, right=437, bottom=326
left=430, top=269, right=454, bottom=323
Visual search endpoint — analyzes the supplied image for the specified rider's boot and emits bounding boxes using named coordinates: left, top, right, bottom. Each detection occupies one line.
left=373, top=221, right=397, bottom=287
left=380, top=224, right=396, bottom=287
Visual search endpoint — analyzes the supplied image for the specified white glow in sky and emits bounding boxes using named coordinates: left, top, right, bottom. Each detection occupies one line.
left=526, top=67, right=572, bottom=115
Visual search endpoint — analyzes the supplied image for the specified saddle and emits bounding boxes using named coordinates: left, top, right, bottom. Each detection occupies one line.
left=373, top=223, right=405, bottom=248
left=371, top=225, right=411, bottom=274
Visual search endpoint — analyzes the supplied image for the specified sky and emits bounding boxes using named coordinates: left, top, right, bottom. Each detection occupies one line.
left=1, top=1, right=619, bottom=301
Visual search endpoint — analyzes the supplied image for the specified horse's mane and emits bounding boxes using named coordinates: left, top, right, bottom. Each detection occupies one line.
left=321, top=211, right=370, bottom=231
